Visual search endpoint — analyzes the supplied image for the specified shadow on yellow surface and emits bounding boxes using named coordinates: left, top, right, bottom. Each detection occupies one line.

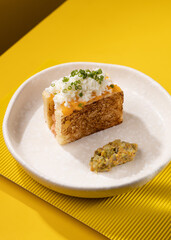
left=0, top=175, right=108, bottom=240
left=0, top=0, right=66, bottom=55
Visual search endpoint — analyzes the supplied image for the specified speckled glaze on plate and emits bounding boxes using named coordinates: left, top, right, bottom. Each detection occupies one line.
left=3, top=62, right=171, bottom=198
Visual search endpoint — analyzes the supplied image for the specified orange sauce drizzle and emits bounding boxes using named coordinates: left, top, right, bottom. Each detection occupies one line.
left=54, top=85, right=121, bottom=116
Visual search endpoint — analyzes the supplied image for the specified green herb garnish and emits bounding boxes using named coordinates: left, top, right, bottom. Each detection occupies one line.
left=79, top=69, right=86, bottom=75
left=78, top=103, right=84, bottom=108
left=99, top=75, right=104, bottom=80
left=79, top=69, right=87, bottom=79
left=62, top=89, right=67, bottom=93
left=78, top=72, right=83, bottom=77
left=63, top=77, right=69, bottom=82
left=63, top=69, right=105, bottom=93
left=79, top=92, right=83, bottom=97
left=70, top=70, right=78, bottom=77
left=95, top=75, right=99, bottom=81
left=51, top=83, right=55, bottom=87
left=92, top=71, right=96, bottom=78
left=110, top=84, right=114, bottom=88
left=87, top=72, right=93, bottom=78
left=97, top=69, right=102, bottom=74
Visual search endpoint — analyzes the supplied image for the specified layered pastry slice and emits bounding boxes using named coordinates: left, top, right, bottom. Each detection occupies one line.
left=42, top=68, right=124, bottom=144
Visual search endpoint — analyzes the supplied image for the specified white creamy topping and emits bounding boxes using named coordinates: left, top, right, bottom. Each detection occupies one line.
left=45, top=69, right=114, bottom=108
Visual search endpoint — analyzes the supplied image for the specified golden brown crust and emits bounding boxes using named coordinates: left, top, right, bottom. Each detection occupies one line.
left=42, top=91, right=54, bottom=129
left=55, top=90, right=124, bottom=144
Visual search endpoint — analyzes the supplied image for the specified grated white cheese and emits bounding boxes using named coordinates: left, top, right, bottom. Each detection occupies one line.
left=45, top=69, right=114, bottom=108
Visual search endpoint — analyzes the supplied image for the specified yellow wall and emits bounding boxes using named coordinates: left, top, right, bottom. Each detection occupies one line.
left=0, top=0, right=65, bottom=55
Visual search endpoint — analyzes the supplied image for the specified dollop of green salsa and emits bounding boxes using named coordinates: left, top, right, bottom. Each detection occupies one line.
left=90, top=139, right=138, bottom=172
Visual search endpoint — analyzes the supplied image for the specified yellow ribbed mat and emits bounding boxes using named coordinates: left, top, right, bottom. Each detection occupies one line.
left=0, top=96, right=170, bottom=240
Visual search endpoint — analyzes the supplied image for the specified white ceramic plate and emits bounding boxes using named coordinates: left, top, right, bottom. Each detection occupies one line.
left=3, top=62, right=171, bottom=198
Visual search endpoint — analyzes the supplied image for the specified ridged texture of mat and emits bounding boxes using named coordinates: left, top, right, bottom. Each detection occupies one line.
left=0, top=96, right=170, bottom=240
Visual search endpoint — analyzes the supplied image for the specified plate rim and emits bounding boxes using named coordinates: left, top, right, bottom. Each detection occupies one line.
left=2, top=62, right=171, bottom=196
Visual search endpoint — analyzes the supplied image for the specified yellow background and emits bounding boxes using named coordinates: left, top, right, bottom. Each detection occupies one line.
left=0, top=0, right=170, bottom=239
left=0, top=0, right=65, bottom=55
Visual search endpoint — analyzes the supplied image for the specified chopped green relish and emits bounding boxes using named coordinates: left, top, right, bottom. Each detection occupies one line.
left=90, top=140, right=138, bottom=172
